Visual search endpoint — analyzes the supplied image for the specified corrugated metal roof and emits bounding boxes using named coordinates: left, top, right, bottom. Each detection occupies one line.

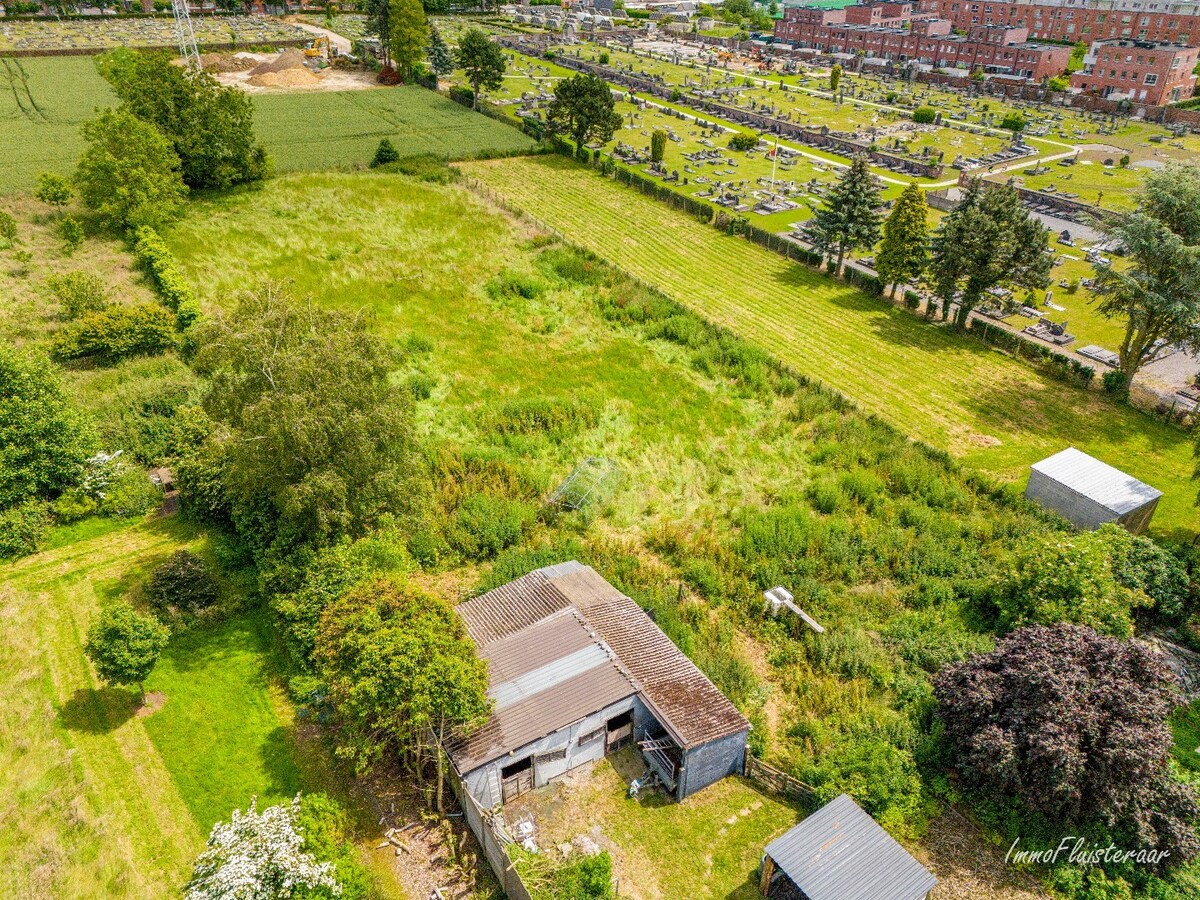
left=1030, top=447, right=1162, bottom=515
left=448, top=562, right=749, bottom=771
left=765, top=794, right=937, bottom=900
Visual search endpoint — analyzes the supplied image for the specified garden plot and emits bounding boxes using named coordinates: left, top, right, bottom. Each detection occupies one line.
left=0, top=14, right=308, bottom=53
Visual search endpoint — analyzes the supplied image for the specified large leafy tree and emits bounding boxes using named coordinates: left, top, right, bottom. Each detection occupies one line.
left=388, top=0, right=429, bottom=81
left=1091, top=164, right=1200, bottom=384
left=314, top=578, right=491, bottom=812
left=185, top=797, right=340, bottom=900
left=83, top=601, right=170, bottom=700
left=455, top=28, right=506, bottom=110
left=874, top=181, right=929, bottom=298
left=809, top=154, right=882, bottom=277
left=929, top=178, right=1051, bottom=328
left=75, top=108, right=187, bottom=232
left=0, top=344, right=96, bottom=510
left=935, top=624, right=1200, bottom=870
left=546, top=73, right=622, bottom=153
left=98, top=50, right=267, bottom=191
left=185, top=285, right=423, bottom=558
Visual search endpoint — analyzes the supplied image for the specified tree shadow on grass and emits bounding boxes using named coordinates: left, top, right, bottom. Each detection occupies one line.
left=57, top=685, right=140, bottom=734
left=259, top=724, right=304, bottom=802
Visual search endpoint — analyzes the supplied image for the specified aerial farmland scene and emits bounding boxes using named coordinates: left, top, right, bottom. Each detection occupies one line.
left=5, top=0, right=1200, bottom=898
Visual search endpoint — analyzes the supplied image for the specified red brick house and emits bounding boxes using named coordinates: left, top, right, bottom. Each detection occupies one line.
left=1070, top=39, right=1198, bottom=102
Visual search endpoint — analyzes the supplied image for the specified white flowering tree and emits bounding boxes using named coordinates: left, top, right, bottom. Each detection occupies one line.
left=185, top=796, right=341, bottom=900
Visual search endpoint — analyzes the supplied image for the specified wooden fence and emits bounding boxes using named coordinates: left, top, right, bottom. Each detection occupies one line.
left=745, top=756, right=818, bottom=805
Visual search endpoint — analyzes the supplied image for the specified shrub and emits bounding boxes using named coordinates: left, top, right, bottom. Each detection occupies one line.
left=99, top=465, right=162, bottom=519
left=146, top=549, right=219, bottom=616
left=486, top=270, right=546, bottom=304
left=0, top=501, right=52, bottom=560
left=999, top=112, right=1026, bottom=132
left=912, top=106, right=936, bottom=124
left=47, top=271, right=108, bottom=318
left=294, top=794, right=371, bottom=900
left=60, top=217, right=85, bottom=252
left=36, top=172, right=73, bottom=207
left=0, top=210, right=18, bottom=248
left=1102, top=369, right=1129, bottom=397
left=370, top=138, right=400, bottom=168
left=446, top=493, right=535, bottom=561
left=405, top=372, right=436, bottom=400
left=598, top=51, right=610, bottom=65
left=728, top=131, right=759, bottom=152
left=538, top=246, right=607, bottom=285
left=132, top=226, right=196, bottom=324
left=53, top=303, right=177, bottom=364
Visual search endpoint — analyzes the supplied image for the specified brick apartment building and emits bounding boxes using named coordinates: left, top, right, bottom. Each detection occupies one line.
left=916, top=0, right=1200, bottom=46
left=1070, top=38, right=1199, bottom=101
left=774, top=7, right=1072, bottom=79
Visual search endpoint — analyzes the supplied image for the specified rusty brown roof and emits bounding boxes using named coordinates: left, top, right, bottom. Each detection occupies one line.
left=449, top=562, right=748, bottom=771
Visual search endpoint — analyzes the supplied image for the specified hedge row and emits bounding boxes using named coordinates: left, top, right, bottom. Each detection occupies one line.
left=968, top=318, right=1096, bottom=387
left=133, top=225, right=199, bottom=328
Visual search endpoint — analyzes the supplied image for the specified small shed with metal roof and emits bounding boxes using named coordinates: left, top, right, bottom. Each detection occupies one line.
left=445, top=561, right=750, bottom=816
left=1024, top=446, right=1162, bottom=534
left=759, top=793, right=937, bottom=900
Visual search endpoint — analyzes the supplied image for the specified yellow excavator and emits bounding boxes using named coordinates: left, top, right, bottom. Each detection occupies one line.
left=304, top=36, right=331, bottom=61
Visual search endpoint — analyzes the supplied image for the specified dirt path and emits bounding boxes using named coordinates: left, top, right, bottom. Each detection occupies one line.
left=292, top=20, right=353, bottom=56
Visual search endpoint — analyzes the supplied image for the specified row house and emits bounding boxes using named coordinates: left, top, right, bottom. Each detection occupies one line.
left=774, top=10, right=1072, bottom=79
left=917, top=0, right=1200, bottom=47
left=1070, top=38, right=1198, bottom=102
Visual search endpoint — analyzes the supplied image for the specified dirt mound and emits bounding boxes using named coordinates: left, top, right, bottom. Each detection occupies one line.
left=200, top=52, right=257, bottom=73
left=249, top=48, right=308, bottom=76
left=247, top=68, right=321, bottom=88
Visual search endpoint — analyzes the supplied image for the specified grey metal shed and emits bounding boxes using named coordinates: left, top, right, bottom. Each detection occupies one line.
left=1024, top=447, right=1162, bottom=534
left=760, top=794, right=937, bottom=900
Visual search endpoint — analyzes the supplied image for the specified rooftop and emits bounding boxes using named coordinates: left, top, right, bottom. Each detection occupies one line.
left=765, top=793, right=938, bottom=900
left=447, top=562, right=749, bottom=772
left=1030, top=446, right=1162, bottom=514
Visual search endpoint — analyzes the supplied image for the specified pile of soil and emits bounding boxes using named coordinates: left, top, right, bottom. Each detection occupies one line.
left=248, top=48, right=308, bottom=76
left=248, top=67, right=321, bottom=88
left=199, top=52, right=257, bottom=73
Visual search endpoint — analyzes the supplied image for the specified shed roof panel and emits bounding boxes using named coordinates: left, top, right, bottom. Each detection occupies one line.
left=1030, top=447, right=1161, bottom=515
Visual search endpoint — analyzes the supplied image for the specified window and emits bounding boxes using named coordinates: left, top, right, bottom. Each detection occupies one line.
left=577, top=726, right=605, bottom=747
left=1144, top=72, right=1159, bottom=84
left=534, top=747, right=567, bottom=765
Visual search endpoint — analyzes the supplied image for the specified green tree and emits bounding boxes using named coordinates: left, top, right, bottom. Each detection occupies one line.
left=187, top=285, right=423, bottom=558
left=83, top=601, right=170, bottom=700
left=75, top=108, right=187, bottom=233
left=546, top=73, right=622, bottom=154
left=650, top=128, right=667, bottom=163
left=426, top=25, right=453, bottom=79
left=364, top=0, right=392, bottom=66
left=314, top=577, right=491, bottom=811
left=1091, top=164, right=1200, bottom=386
left=875, top=182, right=929, bottom=298
left=911, top=106, right=936, bottom=124
left=370, top=138, right=400, bottom=168
left=35, top=172, right=73, bottom=208
left=455, top=27, right=506, bottom=110
left=830, top=62, right=842, bottom=93
left=98, top=50, right=267, bottom=191
left=388, top=0, right=428, bottom=81
left=0, top=345, right=96, bottom=510
left=929, top=178, right=1050, bottom=328
left=999, top=111, right=1026, bottom=132
left=809, top=154, right=882, bottom=276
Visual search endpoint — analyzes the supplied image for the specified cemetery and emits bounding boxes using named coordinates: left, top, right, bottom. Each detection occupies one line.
left=0, top=14, right=309, bottom=54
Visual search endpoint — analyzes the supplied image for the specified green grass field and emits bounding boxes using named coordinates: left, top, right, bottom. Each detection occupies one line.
left=0, top=514, right=402, bottom=897
left=459, top=154, right=1198, bottom=537
left=0, top=55, right=532, bottom=194
left=0, top=56, right=117, bottom=195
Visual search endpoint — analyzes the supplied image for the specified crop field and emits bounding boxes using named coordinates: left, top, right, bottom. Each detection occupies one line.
left=0, top=62, right=533, bottom=194
left=250, top=86, right=535, bottom=172
left=0, top=14, right=307, bottom=53
left=0, top=56, right=116, bottom=194
left=460, top=154, right=1197, bottom=536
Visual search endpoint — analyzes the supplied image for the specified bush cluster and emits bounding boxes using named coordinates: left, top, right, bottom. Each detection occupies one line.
left=53, top=303, right=177, bottom=364
left=47, top=271, right=108, bottom=319
left=145, top=550, right=219, bottom=617
left=133, top=226, right=199, bottom=327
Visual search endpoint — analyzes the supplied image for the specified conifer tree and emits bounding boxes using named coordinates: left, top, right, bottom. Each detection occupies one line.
left=810, top=154, right=882, bottom=277
left=875, top=182, right=930, bottom=298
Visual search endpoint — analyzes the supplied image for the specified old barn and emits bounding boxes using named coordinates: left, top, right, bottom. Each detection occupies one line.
left=444, top=561, right=750, bottom=820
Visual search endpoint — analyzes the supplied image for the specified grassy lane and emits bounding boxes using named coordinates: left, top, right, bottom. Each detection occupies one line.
left=459, top=154, right=1197, bottom=537
left=0, top=518, right=202, bottom=898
